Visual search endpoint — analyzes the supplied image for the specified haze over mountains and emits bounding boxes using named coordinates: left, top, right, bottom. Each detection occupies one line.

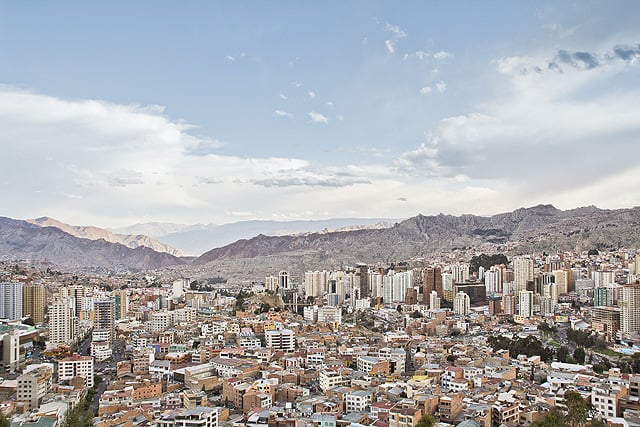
left=115, top=218, right=396, bottom=256
left=2, top=205, right=640, bottom=277
left=0, top=217, right=184, bottom=271
left=27, top=217, right=184, bottom=257
left=189, top=204, right=640, bottom=283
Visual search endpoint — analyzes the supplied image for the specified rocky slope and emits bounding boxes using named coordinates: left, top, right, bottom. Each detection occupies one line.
left=27, top=217, right=184, bottom=257
left=188, top=205, right=640, bottom=282
left=118, top=218, right=395, bottom=255
left=0, top=217, right=185, bottom=271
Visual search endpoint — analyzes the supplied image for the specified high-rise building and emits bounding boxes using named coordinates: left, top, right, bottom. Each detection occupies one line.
left=502, top=295, right=517, bottom=315
left=429, top=290, right=441, bottom=310
left=542, top=283, right=558, bottom=311
left=67, top=285, right=85, bottom=318
left=453, top=292, right=470, bottom=316
left=593, top=271, right=616, bottom=287
left=23, top=284, right=45, bottom=324
left=94, top=298, right=115, bottom=344
left=518, top=290, right=534, bottom=318
left=356, top=264, right=369, bottom=299
left=48, top=295, right=74, bottom=349
left=113, top=290, right=129, bottom=320
left=485, top=268, right=502, bottom=294
left=450, top=263, right=470, bottom=284
left=621, top=284, right=640, bottom=335
left=513, top=256, right=534, bottom=290
left=265, top=274, right=278, bottom=292
left=423, top=267, right=442, bottom=299
left=594, top=285, right=619, bottom=307
left=0, top=282, right=23, bottom=320
left=304, top=271, right=330, bottom=298
left=278, top=271, right=289, bottom=290
left=442, top=273, right=455, bottom=302
left=553, top=270, right=569, bottom=295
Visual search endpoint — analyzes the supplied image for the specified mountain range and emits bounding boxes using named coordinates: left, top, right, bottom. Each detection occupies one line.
left=188, top=204, right=640, bottom=283
left=2, top=204, right=640, bottom=276
left=0, top=217, right=184, bottom=271
left=27, top=217, right=184, bottom=257
left=115, top=218, right=395, bottom=255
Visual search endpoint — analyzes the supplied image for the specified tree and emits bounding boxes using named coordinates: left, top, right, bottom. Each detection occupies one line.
left=0, top=412, right=10, bottom=427
left=573, top=347, right=586, bottom=364
left=557, top=346, right=571, bottom=363
left=416, top=413, right=435, bottom=427
left=469, top=253, right=509, bottom=273
left=532, top=391, right=604, bottom=427
left=61, top=399, right=94, bottom=427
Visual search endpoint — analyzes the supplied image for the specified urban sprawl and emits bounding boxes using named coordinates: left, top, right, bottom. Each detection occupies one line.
left=1, top=250, right=640, bottom=427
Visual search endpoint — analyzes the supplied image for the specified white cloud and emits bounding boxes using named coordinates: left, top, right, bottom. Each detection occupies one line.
left=433, top=50, right=453, bottom=60
left=1, top=86, right=392, bottom=226
left=419, top=86, right=433, bottom=95
left=326, top=101, right=334, bottom=107
left=273, top=110, right=292, bottom=118
left=279, top=93, right=288, bottom=100
left=308, top=91, right=316, bottom=99
left=436, top=81, right=447, bottom=93
left=225, top=55, right=236, bottom=62
left=383, top=22, right=407, bottom=54
left=385, top=40, right=396, bottom=54
left=397, top=42, right=640, bottom=208
left=308, top=111, right=329, bottom=124
left=384, top=23, right=407, bottom=39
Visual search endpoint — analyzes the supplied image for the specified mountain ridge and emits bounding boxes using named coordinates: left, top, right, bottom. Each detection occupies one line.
left=190, top=205, right=640, bottom=281
left=27, top=217, right=184, bottom=257
left=0, top=217, right=185, bottom=271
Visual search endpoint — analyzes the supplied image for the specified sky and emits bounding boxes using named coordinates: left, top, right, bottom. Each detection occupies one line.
left=1, top=1, right=639, bottom=228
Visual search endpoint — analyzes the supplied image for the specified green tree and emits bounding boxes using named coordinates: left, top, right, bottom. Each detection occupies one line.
left=532, top=391, right=604, bottom=427
left=416, top=413, right=435, bottom=427
left=61, top=400, right=94, bottom=427
left=0, top=412, right=10, bottom=427
left=557, top=346, right=571, bottom=363
left=573, top=347, right=586, bottom=364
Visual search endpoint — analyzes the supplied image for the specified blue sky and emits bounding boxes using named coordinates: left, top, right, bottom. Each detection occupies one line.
left=1, top=1, right=639, bottom=227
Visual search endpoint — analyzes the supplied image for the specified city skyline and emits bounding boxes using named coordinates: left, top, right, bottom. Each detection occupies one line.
left=1, top=2, right=639, bottom=228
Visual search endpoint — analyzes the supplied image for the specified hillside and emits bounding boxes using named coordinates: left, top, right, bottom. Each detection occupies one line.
left=27, top=217, right=184, bottom=257
left=0, top=217, right=185, bottom=271
left=187, top=205, right=640, bottom=282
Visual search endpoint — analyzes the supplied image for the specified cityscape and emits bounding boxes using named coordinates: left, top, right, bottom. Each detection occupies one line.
left=1, top=2, right=640, bottom=427
left=0, top=245, right=640, bottom=427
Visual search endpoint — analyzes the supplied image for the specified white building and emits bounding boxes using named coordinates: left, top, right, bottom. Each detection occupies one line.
left=48, top=296, right=75, bottom=349
left=317, top=306, right=342, bottom=325
left=265, top=329, right=295, bottom=351
left=345, top=390, right=372, bottom=413
left=0, top=282, right=23, bottom=320
left=58, top=355, right=94, bottom=388
left=157, top=406, right=218, bottom=427
left=622, top=284, right=640, bottom=335
left=151, top=310, right=174, bottom=332
left=304, top=271, right=331, bottom=298
left=319, top=369, right=347, bottom=392
left=453, top=292, right=470, bottom=316
left=518, top=290, right=534, bottom=318
left=513, top=256, right=534, bottom=289
left=429, top=290, right=440, bottom=310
